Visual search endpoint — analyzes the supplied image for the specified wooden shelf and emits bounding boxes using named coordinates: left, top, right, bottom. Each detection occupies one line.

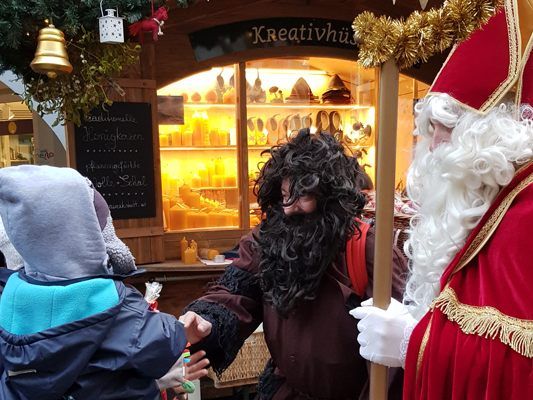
left=191, top=186, right=238, bottom=190
left=161, top=144, right=369, bottom=151
left=160, top=146, right=236, bottom=151
left=160, top=145, right=272, bottom=151
left=182, top=102, right=371, bottom=110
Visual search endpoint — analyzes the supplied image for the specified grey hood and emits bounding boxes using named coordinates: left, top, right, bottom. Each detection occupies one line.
left=0, top=165, right=110, bottom=281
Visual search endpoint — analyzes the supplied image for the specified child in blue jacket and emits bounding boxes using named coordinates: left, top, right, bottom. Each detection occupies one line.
left=0, top=165, right=201, bottom=400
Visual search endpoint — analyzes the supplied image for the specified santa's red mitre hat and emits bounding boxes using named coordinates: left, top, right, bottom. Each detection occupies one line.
left=429, top=0, right=533, bottom=113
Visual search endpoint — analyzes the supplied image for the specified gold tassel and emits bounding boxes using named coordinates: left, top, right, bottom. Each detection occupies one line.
left=434, top=287, right=533, bottom=358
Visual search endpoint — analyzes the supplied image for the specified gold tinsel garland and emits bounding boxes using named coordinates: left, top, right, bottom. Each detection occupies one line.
left=353, top=0, right=503, bottom=69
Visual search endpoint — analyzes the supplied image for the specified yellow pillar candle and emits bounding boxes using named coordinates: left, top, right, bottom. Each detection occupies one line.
left=170, top=206, right=188, bottom=231
left=212, top=175, right=223, bottom=188
left=183, top=247, right=197, bottom=264
left=214, top=158, right=225, bottom=175
left=223, top=212, right=233, bottom=226
left=180, top=237, right=188, bottom=260
left=159, top=134, right=170, bottom=147
left=207, top=161, right=216, bottom=183
left=171, top=130, right=181, bottom=146
left=218, top=130, right=229, bottom=146
left=199, top=169, right=209, bottom=187
left=191, top=175, right=201, bottom=188
left=161, top=172, right=170, bottom=195
left=196, top=211, right=208, bottom=228
left=209, top=129, right=219, bottom=146
left=162, top=197, right=171, bottom=230
left=224, top=175, right=237, bottom=187
left=181, top=129, right=193, bottom=146
left=190, top=240, right=198, bottom=259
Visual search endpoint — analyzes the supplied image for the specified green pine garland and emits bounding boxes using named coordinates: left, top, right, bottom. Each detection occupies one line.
left=0, top=0, right=193, bottom=125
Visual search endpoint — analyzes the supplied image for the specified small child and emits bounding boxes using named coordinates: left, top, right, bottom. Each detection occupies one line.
left=0, top=165, right=189, bottom=400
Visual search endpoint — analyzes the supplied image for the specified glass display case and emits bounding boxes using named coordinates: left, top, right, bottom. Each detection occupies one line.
left=157, top=57, right=426, bottom=233
left=158, top=66, right=240, bottom=231
left=244, top=58, right=377, bottom=219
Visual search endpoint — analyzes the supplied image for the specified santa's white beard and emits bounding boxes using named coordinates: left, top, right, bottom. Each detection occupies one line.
left=404, top=96, right=533, bottom=319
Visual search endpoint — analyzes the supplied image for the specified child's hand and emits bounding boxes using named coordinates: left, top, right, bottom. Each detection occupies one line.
left=179, top=311, right=212, bottom=344
left=183, top=350, right=210, bottom=381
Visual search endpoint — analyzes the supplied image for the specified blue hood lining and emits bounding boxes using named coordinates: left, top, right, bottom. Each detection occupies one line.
left=0, top=273, right=119, bottom=335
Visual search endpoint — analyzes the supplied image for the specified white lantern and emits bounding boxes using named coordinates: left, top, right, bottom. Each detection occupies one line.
left=98, top=1, right=124, bottom=44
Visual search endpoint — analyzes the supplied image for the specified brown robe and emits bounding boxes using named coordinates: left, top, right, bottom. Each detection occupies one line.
left=185, top=226, right=407, bottom=400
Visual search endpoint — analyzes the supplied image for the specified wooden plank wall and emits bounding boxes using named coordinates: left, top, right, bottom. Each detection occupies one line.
left=67, top=43, right=165, bottom=264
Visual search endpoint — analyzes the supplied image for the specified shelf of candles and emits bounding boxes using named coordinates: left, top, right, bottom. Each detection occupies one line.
left=182, top=103, right=372, bottom=110
left=191, top=186, right=238, bottom=191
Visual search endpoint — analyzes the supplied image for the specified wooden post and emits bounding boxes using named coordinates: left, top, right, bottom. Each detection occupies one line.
left=370, top=59, right=399, bottom=400
left=235, top=62, right=250, bottom=230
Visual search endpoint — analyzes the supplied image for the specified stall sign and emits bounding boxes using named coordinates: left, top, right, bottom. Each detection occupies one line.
left=189, top=18, right=358, bottom=62
left=74, top=102, right=156, bottom=220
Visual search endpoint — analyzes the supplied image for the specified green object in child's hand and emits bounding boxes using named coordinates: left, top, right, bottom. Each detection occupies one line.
left=181, top=380, right=195, bottom=394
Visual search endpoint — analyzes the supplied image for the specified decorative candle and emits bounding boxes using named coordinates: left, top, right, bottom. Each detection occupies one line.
left=214, top=158, right=225, bottom=175
left=209, top=129, right=219, bottom=146
left=212, top=175, right=223, bottom=188
left=162, top=196, right=171, bottom=230
left=181, top=129, right=193, bottom=146
left=170, top=206, right=188, bottom=231
left=179, top=184, right=191, bottom=198
left=207, top=161, right=215, bottom=184
left=159, top=133, right=170, bottom=147
left=180, top=237, right=188, bottom=260
left=191, top=175, right=201, bottom=188
left=199, top=248, right=219, bottom=260
left=171, top=129, right=181, bottom=146
left=224, top=175, right=237, bottom=187
left=190, top=240, right=198, bottom=259
left=255, top=130, right=267, bottom=145
left=199, top=168, right=209, bottom=187
left=195, top=211, right=208, bottom=228
left=183, top=247, right=197, bottom=264
left=219, top=130, right=229, bottom=146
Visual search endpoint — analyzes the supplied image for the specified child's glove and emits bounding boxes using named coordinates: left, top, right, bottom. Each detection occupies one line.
left=156, top=356, right=186, bottom=391
left=349, top=298, right=417, bottom=368
left=157, top=349, right=196, bottom=394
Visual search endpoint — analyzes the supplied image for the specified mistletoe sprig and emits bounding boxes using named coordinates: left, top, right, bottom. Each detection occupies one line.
left=0, top=0, right=193, bottom=125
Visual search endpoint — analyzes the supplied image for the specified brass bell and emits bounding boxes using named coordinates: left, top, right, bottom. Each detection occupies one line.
left=30, top=24, right=73, bottom=79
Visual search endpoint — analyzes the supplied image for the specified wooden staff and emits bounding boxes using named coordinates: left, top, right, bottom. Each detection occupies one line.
left=370, top=59, right=399, bottom=400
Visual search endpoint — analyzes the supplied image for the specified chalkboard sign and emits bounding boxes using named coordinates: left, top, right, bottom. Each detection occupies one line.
left=75, top=102, right=156, bottom=220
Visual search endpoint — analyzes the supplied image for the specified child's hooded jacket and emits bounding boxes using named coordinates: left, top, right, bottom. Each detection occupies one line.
left=0, top=165, right=186, bottom=400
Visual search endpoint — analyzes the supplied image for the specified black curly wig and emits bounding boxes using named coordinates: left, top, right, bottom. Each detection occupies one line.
left=254, top=129, right=367, bottom=316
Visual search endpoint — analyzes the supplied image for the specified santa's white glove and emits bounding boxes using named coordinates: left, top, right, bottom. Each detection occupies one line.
left=349, top=298, right=417, bottom=368
left=156, top=356, right=186, bottom=390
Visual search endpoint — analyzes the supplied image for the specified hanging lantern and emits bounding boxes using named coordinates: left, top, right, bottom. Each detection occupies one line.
left=99, top=0, right=124, bottom=44
left=30, top=24, right=73, bottom=79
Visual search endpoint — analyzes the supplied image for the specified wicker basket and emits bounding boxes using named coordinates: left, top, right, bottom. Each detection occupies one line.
left=207, top=330, right=271, bottom=389
left=362, top=210, right=412, bottom=257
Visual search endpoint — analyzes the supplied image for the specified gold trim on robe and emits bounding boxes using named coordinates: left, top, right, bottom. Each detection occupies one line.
left=433, top=287, right=533, bottom=358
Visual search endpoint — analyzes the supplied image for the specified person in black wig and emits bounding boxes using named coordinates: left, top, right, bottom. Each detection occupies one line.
left=181, top=129, right=407, bottom=400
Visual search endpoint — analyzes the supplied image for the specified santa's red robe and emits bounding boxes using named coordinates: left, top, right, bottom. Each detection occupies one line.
left=404, top=161, right=533, bottom=399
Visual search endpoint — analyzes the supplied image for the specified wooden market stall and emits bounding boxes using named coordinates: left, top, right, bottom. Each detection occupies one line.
left=66, top=0, right=446, bottom=319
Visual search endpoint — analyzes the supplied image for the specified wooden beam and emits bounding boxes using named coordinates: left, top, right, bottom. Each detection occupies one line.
left=370, top=59, right=399, bottom=400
